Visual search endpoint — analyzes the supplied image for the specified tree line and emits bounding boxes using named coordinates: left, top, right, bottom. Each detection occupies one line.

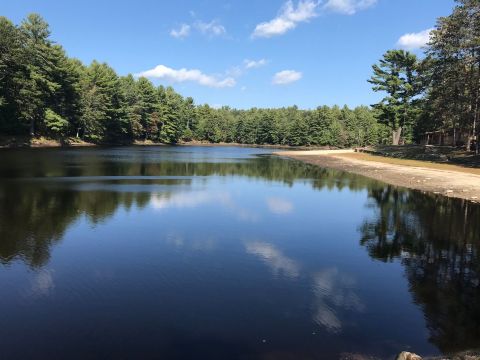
left=370, top=0, right=479, bottom=152
left=1, top=0, right=478, bottom=150
left=0, top=13, right=389, bottom=147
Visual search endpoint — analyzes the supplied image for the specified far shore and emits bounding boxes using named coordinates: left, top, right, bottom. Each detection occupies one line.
left=3, top=137, right=480, bottom=203
left=275, top=149, right=480, bottom=203
left=0, top=136, right=332, bottom=151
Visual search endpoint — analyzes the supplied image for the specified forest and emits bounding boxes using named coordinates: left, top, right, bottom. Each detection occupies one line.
left=0, top=0, right=478, bottom=150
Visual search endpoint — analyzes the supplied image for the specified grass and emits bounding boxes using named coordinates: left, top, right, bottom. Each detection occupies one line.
left=363, top=145, right=480, bottom=167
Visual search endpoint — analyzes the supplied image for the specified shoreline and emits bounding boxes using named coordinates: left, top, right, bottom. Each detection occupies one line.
left=0, top=137, right=331, bottom=151
left=275, top=150, right=480, bottom=203
left=3, top=139, right=479, bottom=203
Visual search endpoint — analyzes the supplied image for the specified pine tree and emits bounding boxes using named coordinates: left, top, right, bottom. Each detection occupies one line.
left=0, top=17, right=26, bottom=133
left=369, top=50, right=423, bottom=145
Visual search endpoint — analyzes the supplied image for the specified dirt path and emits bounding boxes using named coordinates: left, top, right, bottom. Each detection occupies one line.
left=275, top=150, right=480, bottom=202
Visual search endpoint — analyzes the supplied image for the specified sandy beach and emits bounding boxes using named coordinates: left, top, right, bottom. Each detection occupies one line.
left=275, top=149, right=480, bottom=202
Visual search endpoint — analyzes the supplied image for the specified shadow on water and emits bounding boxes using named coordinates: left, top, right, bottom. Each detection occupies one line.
left=0, top=146, right=479, bottom=357
left=359, top=188, right=480, bottom=354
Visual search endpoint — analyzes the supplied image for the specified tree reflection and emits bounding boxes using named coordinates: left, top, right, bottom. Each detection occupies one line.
left=0, top=150, right=380, bottom=268
left=359, top=187, right=480, bottom=353
left=0, top=183, right=152, bottom=268
left=2, top=148, right=480, bottom=354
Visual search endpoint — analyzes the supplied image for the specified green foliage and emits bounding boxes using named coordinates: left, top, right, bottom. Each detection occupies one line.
left=369, top=50, right=423, bottom=145
left=44, top=108, right=69, bottom=137
left=0, top=13, right=392, bottom=148
left=422, top=0, right=480, bottom=150
left=2, top=5, right=479, bottom=150
left=368, top=1, right=480, bottom=151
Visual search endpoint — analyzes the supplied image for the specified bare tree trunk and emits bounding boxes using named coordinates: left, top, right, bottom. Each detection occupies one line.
left=474, top=96, right=479, bottom=154
left=475, top=109, right=479, bottom=155
left=392, top=127, right=402, bottom=145
left=29, top=118, right=35, bottom=137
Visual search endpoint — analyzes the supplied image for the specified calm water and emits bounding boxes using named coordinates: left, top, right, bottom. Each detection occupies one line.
left=0, top=146, right=479, bottom=359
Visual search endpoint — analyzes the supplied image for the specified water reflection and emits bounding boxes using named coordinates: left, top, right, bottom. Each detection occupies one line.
left=165, top=232, right=216, bottom=252
left=151, top=191, right=223, bottom=210
left=0, top=187, right=150, bottom=267
left=152, top=190, right=260, bottom=222
left=359, top=187, right=480, bottom=353
left=0, top=146, right=479, bottom=358
left=0, top=148, right=377, bottom=269
left=266, top=197, right=294, bottom=215
left=245, top=242, right=300, bottom=278
left=312, top=268, right=365, bottom=333
left=245, top=239, right=365, bottom=334
left=29, top=269, right=55, bottom=297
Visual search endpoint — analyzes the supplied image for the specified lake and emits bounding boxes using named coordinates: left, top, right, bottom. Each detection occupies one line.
left=0, top=146, right=479, bottom=359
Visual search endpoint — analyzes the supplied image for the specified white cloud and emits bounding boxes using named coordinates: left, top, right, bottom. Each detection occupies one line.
left=170, top=24, right=191, bottom=38
left=397, top=28, right=433, bottom=50
left=246, top=242, right=300, bottom=278
left=136, top=65, right=236, bottom=88
left=252, top=0, right=319, bottom=38
left=226, top=65, right=243, bottom=78
left=244, top=58, right=268, bottom=69
left=170, top=19, right=226, bottom=39
left=252, top=0, right=376, bottom=38
left=267, top=197, right=294, bottom=214
left=194, top=20, right=226, bottom=36
left=272, top=70, right=302, bottom=85
left=220, top=59, right=268, bottom=82
left=253, top=18, right=296, bottom=38
left=323, top=0, right=377, bottom=15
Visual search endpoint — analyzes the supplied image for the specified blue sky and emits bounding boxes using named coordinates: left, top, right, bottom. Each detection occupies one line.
left=2, top=0, right=455, bottom=109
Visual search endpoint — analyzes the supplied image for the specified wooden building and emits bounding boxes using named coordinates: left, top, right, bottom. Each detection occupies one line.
left=420, top=129, right=473, bottom=147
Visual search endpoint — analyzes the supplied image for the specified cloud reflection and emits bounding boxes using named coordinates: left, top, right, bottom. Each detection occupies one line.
left=312, top=268, right=364, bottom=333
left=245, top=242, right=300, bottom=278
left=151, top=191, right=216, bottom=210
left=30, top=269, right=55, bottom=297
left=266, top=197, right=294, bottom=215
left=151, top=191, right=259, bottom=222
left=166, top=232, right=215, bottom=251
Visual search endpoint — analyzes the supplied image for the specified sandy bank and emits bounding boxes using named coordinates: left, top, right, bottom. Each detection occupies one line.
left=275, top=149, right=480, bottom=202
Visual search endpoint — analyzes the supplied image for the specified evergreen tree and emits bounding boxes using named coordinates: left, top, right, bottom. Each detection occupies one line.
left=425, top=0, right=480, bottom=151
left=0, top=13, right=417, bottom=149
left=369, top=50, right=423, bottom=145
left=0, top=17, right=26, bottom=133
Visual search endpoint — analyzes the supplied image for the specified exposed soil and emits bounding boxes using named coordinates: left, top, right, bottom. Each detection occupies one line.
left=276, top=150, right=480, bottom=203
left=178, top=140, right=333, bottom=150
left=0, top=137, right=331, bottom=150
left=0, top=136, right=96, bottom=148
